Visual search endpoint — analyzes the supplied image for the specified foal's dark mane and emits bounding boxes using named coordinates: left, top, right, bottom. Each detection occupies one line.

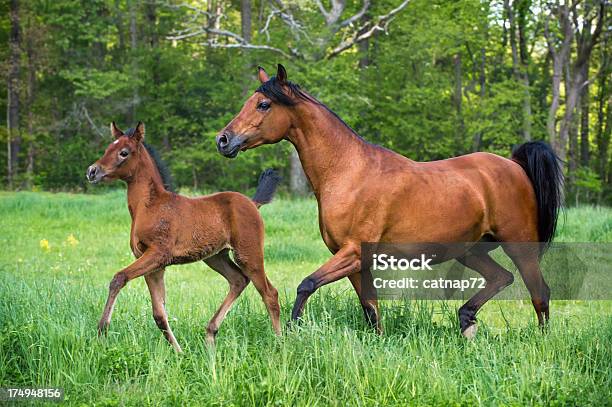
left=256, top=77, right=361, bottom=138
left=124, top=127, right=174, bottom=192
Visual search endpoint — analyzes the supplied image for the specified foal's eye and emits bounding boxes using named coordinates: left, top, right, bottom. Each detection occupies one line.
left=119, top=149, right=129, bottom=158
left=257, top=101, right=271, bottom=111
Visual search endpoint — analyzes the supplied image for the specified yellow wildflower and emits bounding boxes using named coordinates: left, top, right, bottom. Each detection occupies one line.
left=66, top=234, right=79, bottom=247
left=40, top=239, right=51, bottom=251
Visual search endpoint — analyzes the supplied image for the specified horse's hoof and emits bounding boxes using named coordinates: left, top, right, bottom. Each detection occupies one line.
left=285, top=319, right=297, bottom=330
left=461, top=324, right=478, bottom=339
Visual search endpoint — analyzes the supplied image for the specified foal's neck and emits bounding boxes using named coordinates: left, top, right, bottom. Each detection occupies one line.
left=286, top=102, right=370, bottom=198
left=125, top=147, right=168, bottom=218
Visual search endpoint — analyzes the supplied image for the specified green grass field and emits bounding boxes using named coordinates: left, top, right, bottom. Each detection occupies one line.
left=1, top=191, right=611, bottom=406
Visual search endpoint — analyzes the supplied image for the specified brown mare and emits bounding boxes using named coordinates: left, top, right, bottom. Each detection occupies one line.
left=87, top=122, right=281, bottom=351
left=216, top=65, right=564, bottom=338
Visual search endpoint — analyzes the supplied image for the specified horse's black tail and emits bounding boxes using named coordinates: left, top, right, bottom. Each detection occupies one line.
left=512, top=141, right=564, bottom=245
left=252, top=169, right=281, bottom=208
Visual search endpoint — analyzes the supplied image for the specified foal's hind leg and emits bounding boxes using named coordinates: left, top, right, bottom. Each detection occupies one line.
left=232, top=250, right=281, bottom=336
left=503, top=245, right=550, bottom=326
left=456, top=251, right=515, bottom=338
left=203, top=250, right=250, bottom=345
left=144, top=268, right=182, bottom=352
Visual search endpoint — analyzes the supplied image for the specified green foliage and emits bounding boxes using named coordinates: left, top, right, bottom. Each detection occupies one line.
left=60, top=68, right=135, bottom=99
left=0, top=0, right=609, bottom=205
left=575, top=167, right=603, bottom=193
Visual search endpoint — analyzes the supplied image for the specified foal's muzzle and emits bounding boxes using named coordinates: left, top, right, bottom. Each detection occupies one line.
left=216, top=131, right=246, bottom=158
left=86, top=164, right=105, bottom=184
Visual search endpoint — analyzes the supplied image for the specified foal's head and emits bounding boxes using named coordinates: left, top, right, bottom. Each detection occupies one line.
left=86, top=122, right=146, bottom=183
left=217, top=64, right=306, bottom=158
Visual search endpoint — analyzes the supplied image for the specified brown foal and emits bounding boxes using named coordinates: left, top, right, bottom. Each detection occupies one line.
left=216, top=65, right=564, bottom=338
left=87, top=122, right=281, bottom=351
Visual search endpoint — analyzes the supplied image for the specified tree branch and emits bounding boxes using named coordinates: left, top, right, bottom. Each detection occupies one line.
left=339, top=0, right=370, bottom=28
left=327, top=0, right=410, bottom=59
left=198, top=41, right=292, bottom=58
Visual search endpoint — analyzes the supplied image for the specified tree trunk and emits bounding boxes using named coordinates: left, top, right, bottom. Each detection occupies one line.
left=7, top=0, right=21, bottom=189
left=544, top=2, right=573, bottom=160
left=128, top=0, right=138, bottom=123
left=580, top=59, right=590, bottom=167
left=241, top=0, right=252, bottom=43
left=558, top=1, right=603, bottom=174
left=240, top=0, right=253, bottom=97
left=25, top=18, right=36, bottom=189
left=562, top=63, right=581, bottom=185
left=596, top=71, right=610, bottom=185
left=290, top=149, right=309, bottom=195
left=472, top=47, right=486, bottom=152
left=595, top=29, right=610, bottom=185
left=453, top=53, right=465, bottom=154
left=547, top=53, right=564, bottom=158
left=505, top=0, right=531, bottom=141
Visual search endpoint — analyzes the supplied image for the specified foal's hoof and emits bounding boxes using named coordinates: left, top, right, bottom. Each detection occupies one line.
left=461, top=324, right=478, bottom=340
left=97, top=322, right=109, bottom=337
left=205, top=334, right=216, bottom=347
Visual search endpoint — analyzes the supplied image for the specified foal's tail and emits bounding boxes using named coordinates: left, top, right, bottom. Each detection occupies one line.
left=252, top=169, right=282, bottom=208
left=512, top=141, right=564, bottom=245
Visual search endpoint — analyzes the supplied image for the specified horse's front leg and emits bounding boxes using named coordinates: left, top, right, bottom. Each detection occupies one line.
left=290, top=243, right=360, bottom=323
left=98, top=248, right=166, bottom=336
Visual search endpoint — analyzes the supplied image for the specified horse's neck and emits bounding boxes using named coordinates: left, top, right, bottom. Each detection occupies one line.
left=126, top=151, right=167, bottom=219
left=287, top=104, right=369, bottom=197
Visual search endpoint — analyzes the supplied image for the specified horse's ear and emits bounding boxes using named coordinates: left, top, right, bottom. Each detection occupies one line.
left=132, top=121, right=145, bottom=143
left=110, top=122, right=124, bottom=139
left=276, top=64, right=287, bottom=83
left=258, top=66, right=270, bottom=83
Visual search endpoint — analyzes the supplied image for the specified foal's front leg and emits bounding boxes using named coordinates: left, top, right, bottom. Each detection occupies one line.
left=145, top=268, right=182, bottom=352
left=98, top=249, right=165, bottom=335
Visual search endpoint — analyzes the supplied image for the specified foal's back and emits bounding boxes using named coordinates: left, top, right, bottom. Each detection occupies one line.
left=146, top=191, right=264, bottom=265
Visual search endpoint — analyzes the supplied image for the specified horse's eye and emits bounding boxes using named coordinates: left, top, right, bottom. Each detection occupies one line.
left=119, top=149, right=129, bottom=158
left=257, top=101, right=271, bottom=111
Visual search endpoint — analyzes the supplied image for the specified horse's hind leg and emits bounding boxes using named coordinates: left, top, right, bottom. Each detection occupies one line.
left=456, top=251, right=515, bottom=338
left=203, top=249, right=250, bottom=345
left=144, top=268, right=182, bottom=352
left=503, top=245, right=550, bottom=326
left=348, top=273, right=382, bottom=334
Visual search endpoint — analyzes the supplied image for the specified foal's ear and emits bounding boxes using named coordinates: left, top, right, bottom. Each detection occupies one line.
left=110, top=122, right=124, bottom=139
left=132, top=121, right=145, bottom=143
left=276, top=64, right=287, bottom=83
left=257, top=66, right=270, bottom=83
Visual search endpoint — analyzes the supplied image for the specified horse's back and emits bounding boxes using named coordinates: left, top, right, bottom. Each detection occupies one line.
left=371, top=151, right=537, bottom=243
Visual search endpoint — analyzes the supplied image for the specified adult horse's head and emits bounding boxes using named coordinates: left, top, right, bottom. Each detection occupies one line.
left=216, top=64, right=305, bottom=158
left=86, top=122, right=146, bottom=183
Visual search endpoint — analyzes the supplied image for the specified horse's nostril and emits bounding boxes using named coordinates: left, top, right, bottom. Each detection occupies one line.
left=87, top=165, right=98, bottom=180
left=218, top=134, right=229, bottom=147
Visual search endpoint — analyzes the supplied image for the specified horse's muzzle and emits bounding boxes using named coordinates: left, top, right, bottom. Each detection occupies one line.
left=86, top=164, right=105, bottom=184
left=216, top=131, right=245, bottom=158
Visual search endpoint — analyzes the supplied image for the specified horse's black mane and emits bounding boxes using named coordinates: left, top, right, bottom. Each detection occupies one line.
left=124, top=127, right=174, bottom=192
left=256, top=76, right=361, bottom=138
